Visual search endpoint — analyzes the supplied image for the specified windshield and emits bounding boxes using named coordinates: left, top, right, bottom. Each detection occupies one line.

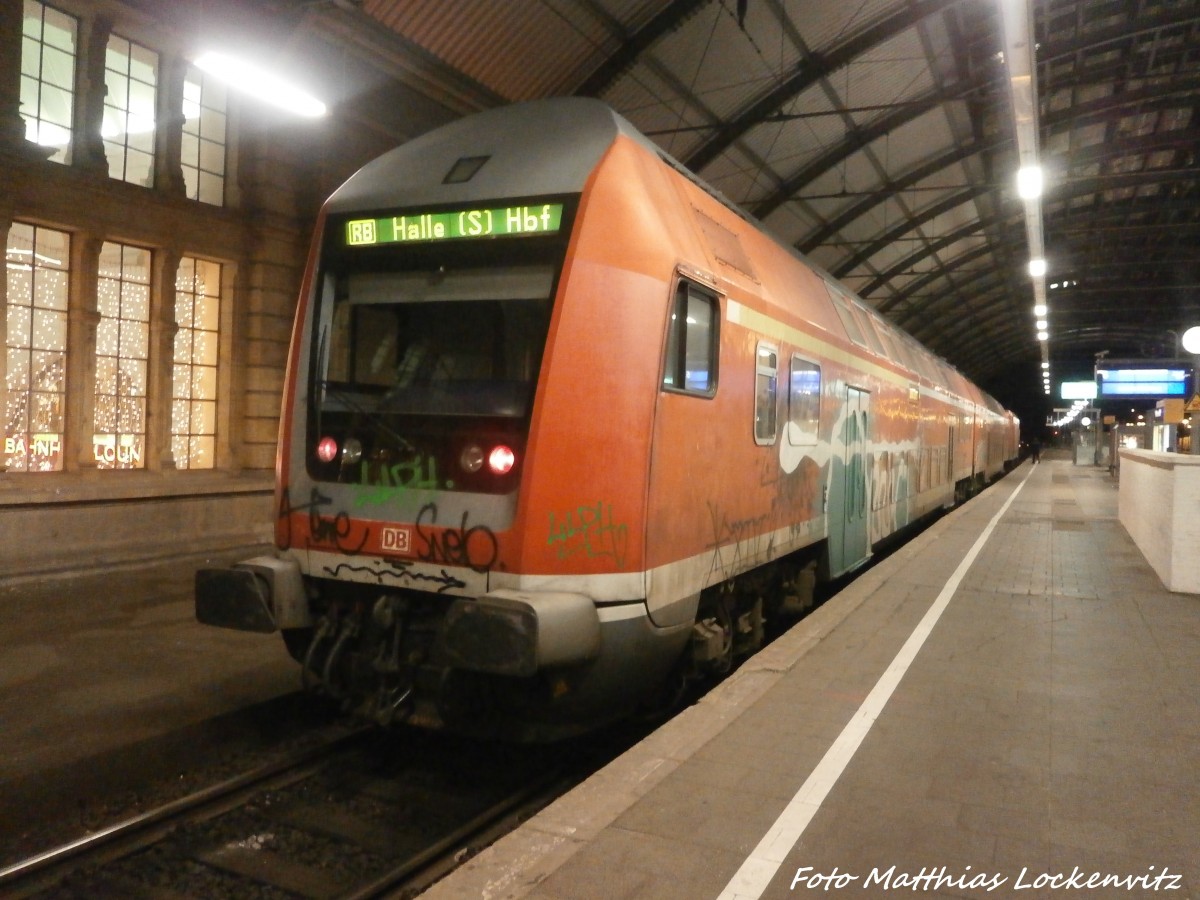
left=319, top=265, right=554, bottom=418
left=306, top=260, right=559, bottom=492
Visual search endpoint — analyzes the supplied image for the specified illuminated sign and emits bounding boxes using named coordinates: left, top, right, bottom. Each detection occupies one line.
left=1060, top=380, right=1098, bottom=400
left=93, top=433, right=143, bottom=467
left=1097, top=368, right=1190, bottom=398
left=346, top=203, right=564, bottom=247
left=5, top=433, right=63, bottom=471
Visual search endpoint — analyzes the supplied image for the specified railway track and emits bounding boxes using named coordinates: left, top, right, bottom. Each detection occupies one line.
left=0, top=725, right=583, bottom=899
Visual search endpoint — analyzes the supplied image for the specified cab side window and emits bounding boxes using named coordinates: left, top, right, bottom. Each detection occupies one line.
left=662, top=280, right=718, bottom=395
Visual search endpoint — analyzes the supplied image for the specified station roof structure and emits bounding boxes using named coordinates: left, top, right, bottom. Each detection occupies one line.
left=195, top=0, right=1200, bottom=422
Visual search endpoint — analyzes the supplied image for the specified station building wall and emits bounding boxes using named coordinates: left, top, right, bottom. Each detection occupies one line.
left=0, top=0, right=399, bottom=576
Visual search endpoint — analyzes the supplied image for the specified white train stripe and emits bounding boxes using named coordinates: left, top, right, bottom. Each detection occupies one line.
left=596, top=602, right=650, bottom=623
left=727, top=298, right=992, bottom=417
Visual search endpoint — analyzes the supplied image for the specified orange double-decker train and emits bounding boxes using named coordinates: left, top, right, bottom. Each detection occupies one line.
left=197, top=97, right=1018, bottom=740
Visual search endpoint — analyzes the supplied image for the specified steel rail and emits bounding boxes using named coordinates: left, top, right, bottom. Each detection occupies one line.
left=0, top=726, right=373, bottom=896
left=339, top=769, right=572, bottom=900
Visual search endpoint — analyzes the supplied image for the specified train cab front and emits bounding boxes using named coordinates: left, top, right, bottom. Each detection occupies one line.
left=197, top=197, right=631, bottom=738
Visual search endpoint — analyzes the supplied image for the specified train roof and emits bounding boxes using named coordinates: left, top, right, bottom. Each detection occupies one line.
left=326, top=98, right=1010, bottom=415
left=326, top=97, right=658, bottom=214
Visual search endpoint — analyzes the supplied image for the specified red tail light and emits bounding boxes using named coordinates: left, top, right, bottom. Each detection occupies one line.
left=316, top=436, right=339, bottom=463
left=488, top=445, right=516, bottom=475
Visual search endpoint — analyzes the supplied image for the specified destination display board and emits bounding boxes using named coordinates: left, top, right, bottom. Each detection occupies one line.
left=345, top=203, right=565, bottom=247
left=1096, top=367, right=1190, bottom=398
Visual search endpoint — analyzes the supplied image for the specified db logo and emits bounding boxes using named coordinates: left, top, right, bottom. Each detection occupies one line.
left=380, top=526, right=412, bottom=554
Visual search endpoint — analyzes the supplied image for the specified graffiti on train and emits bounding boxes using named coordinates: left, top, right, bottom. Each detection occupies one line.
left=279, top=486, right=369, bottom=554
left=415, top=503, right=499, bottom=573
left=705, top=500, right=773, bottom=583
left=759, top=451, right=825, bottom=521
left=321, top=559, right=467, bottom=593
left=547, top=501, right=629, bottom=569
left=867, top=447, right=916, bottom=541
left=354, top=455, right=441, bottom=509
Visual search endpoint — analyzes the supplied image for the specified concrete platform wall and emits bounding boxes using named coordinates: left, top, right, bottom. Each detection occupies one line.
left=0, top=476, right=273, bottom=582
left=1118, top=448, right=1200, bottom=594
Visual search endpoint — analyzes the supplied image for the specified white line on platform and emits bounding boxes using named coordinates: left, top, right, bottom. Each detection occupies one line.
left=716, top=467, right=1033, bottom=900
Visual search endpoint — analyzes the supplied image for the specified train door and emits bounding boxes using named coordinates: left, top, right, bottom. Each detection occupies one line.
left=969, top=406, right=981, bottom=480
left=826, top=386, right=871, bottom=576
left=946, top=423, right=956, bottom=506
left=643, top=276, right=721, bottom=629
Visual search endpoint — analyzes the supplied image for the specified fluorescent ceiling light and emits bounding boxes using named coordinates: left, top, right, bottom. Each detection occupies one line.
left=1036, top=319, right=1048, bottom=329
left=194, top=51, right=327, bottom=118
left=1017, top=165, right=1043, bottom=200
left=1037, top=330, right=1049, bottom=341
left=1028, top=258, right=1047, bottom=278
left=1183, top=326, right=1200, bottom=354
left=1034, top=303, right=1048, bottom=317
left=1041, top=361, right=1050, bottom=369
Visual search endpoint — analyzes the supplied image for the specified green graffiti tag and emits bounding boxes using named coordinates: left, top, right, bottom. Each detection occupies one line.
left=547, top=502, right=629, bottom=569
left=356, top=456, right=441, bottom=508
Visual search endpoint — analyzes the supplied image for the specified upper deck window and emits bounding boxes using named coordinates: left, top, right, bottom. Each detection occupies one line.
left=825, top=280, right=866, bottom=347
left=850, top=305, right=886, bottom=356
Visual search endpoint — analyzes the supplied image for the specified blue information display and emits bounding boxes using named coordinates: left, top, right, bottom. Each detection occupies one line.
left=1097, top=367, right=1190, bottom=397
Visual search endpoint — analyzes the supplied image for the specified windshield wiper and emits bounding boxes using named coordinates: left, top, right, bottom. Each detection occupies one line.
left=318, top=380, right=417, bottom=454
left=313, top=328, right=415, bottom=454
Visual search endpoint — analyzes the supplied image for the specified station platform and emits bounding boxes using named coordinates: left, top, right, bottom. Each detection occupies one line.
left=425, top=454, right=1200, bottom=900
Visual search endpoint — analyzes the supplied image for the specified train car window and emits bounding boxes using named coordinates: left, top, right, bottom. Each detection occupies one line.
left=787, top=356, right=820, bottom=446
left=662, top=280, right=718, bottom=395
left=874, top=325, right=899, bottom=362
left=887, top=331, right=913, bottom=372
left=933, top=360, right=957, bottom=392
left=883, top=328, right=916, bottom=374
left=908, top=343, right=937, bottom=382
left=754, top=342, right=779, bottom=445
left=850, top=306, right=886, bottom=355
left=824, top=281, right=867, bottom=348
